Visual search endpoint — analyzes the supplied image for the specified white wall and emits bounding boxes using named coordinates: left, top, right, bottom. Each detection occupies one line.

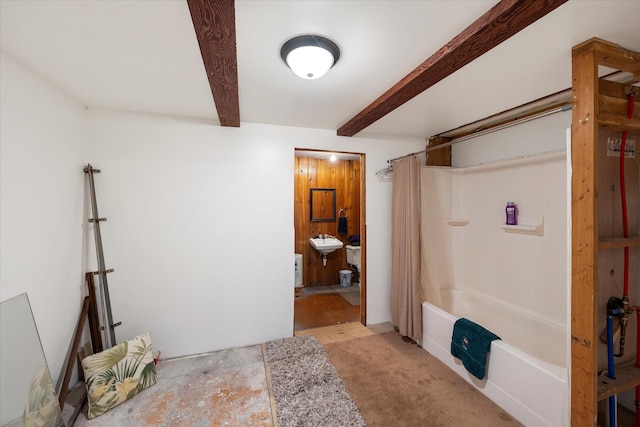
left=1, top=51, right=426, bottom=373
left=85, top=110, right=425, bottom=357
left=0, top=44, right=575, bottom=379
left=451, top=110, right=570, bottom=167
left=0, top=52, right=88, bottom=383
left=451, top=152, right=568, bottom=325
left=423, top=111, right=570, bottom=327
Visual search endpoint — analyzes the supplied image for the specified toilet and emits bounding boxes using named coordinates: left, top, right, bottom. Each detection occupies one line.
left=346, top=245, right=361, bottom=284
left=294, top=253, right=303, bottom=288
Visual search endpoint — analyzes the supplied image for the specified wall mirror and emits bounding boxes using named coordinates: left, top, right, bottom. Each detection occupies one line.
left=1, top=293, right=63, bottom=427
left=310, top=188, right=336, bottom=222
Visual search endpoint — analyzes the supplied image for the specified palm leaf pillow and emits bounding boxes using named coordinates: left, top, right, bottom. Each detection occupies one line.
left=82, top=332, right=157, bottom=419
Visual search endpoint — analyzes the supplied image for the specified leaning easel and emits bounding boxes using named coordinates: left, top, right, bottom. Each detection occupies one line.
left=84, top=164, right=120, bottom=349
left=85, top=272, right=103, bottom=354
left=57, top=274, right=107, bottom=423
left=58, top=166, right=122, bottom=419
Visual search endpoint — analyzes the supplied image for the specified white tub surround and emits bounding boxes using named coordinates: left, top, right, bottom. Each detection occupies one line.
left=422, top=297, right=568, bottom=427
left=419, top=149, right=569, bottom=426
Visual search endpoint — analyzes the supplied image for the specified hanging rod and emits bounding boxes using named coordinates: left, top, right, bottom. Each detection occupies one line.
left=437, top=70, right=635, bottom=141
left=385, top=70, right=637, bottom=163
left=384, top=104, right=569, bottom=163
left=426, top=104, right=572, bottom=153
left=386, top=149, right=427, bottom=165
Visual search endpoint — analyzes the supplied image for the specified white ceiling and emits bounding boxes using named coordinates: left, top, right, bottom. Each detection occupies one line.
left=1, top=0, right=639, bottom=140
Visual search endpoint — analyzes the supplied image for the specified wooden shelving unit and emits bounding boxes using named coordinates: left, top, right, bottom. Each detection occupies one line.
left=598, top=363, right=640, bottom=401
left=598, top=237, right=640, bottom=250
left=571, top=38, right=640, bottom=425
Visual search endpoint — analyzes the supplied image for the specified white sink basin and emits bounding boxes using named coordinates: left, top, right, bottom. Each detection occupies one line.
left=309, top=237, right=344, bottom=255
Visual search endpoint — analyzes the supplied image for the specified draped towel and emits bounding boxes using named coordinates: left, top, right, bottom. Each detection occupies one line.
left=450, top=318, right=500, bottom=380
left=338, top=216, right=348, bottom=235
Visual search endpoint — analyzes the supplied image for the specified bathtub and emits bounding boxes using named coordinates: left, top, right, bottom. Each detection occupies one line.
left=421, top=288, right=568, bottom=426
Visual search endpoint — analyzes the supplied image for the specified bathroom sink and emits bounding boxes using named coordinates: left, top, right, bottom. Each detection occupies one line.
left=309, top=237, right=344, bottom=256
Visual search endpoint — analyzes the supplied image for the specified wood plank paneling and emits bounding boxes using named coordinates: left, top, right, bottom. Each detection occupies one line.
left=294, top=157, right=361, bottom=287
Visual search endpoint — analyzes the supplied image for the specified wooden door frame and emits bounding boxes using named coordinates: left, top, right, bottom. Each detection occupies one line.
left=359, top=153, right=366, bottom=325
left=293, top=149, right=367, bottom=327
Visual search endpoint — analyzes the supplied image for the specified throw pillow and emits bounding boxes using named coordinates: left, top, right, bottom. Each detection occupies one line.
left=82, top=332, right=157, bottom=419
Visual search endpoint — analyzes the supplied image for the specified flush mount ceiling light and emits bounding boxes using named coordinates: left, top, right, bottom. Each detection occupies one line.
left=280, top=35, right=340, bottom=80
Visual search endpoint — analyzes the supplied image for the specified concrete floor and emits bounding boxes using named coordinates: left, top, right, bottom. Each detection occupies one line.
left=72, top=322, right=380, bottom=426
left=73, top=344, right=275, bottom=426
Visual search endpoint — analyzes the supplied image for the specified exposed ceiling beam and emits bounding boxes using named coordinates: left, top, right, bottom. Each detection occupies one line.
left=188, top=0, right=240, bottom=127
left=337, top=0, right=569, bottom=137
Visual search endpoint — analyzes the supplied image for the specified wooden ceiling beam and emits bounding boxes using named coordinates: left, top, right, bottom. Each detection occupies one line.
left=188, top=0, right=240, bottom=127
left=337, top=0, right=568, bottom=137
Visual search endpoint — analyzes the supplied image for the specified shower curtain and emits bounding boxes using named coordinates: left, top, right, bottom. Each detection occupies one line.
left=420, top=168, right=445, bottom=309
left=390, top=156, right=422, bottom=342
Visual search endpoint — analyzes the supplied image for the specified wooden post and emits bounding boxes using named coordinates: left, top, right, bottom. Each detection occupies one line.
left=58, top=297, right=90, bottom=410
left=570, top=39, right=600, bottom=427
left=571, top=37, right=640, bottom=426
left=426, top=136, right=452, bottom=166
left=86, top=272, right=103, bottom=353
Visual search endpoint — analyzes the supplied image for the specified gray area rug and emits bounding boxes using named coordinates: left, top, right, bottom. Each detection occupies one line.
left=264, top=335, right=367, bottom=427
left=340, top=290, right=360, bottom=306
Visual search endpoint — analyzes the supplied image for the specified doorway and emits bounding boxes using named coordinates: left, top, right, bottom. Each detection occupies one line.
left=293, top=149, right=366, bottom=331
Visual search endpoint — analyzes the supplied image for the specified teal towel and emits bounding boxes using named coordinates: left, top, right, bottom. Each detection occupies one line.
left=450, top=318, right=500, bottom=380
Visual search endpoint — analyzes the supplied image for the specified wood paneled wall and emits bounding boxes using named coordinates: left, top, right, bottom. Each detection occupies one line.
left=294, top=156, right=361, bottom=287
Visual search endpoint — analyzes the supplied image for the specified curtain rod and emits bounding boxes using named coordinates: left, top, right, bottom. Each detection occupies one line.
left=385, top=104, right=570, bottom=165
left=425, top=103, right=572, bottom=153
left=385, top=69, right=635, bottom=165
left=386, top=149, right=427, bottom=165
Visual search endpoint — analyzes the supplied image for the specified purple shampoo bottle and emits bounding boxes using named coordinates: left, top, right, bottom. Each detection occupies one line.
left=506, top=202, right=517, bottom=225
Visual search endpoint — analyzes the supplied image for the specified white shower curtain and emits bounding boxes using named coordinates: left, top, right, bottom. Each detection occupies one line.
left=390, top=156, right=423, bottom=342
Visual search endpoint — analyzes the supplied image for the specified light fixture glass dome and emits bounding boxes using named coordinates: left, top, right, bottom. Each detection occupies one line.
left=281, top=35, right=340, bottom=80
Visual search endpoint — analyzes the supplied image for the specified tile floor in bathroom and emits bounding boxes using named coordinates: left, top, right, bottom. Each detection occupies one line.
left=294, top=284, right=361, bottom=331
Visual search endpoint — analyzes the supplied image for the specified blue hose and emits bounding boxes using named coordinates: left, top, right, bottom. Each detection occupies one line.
left=608, top=314, right=616, bottom=378
left=607, top=314, right=616, bottom=427
left=607, top=308, right=626, bottom=426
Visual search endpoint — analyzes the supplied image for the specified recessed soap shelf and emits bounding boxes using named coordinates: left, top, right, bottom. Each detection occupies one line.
left=501, top=215, right=544, bottom=236
left=446, top=219, right=470, bottom=227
